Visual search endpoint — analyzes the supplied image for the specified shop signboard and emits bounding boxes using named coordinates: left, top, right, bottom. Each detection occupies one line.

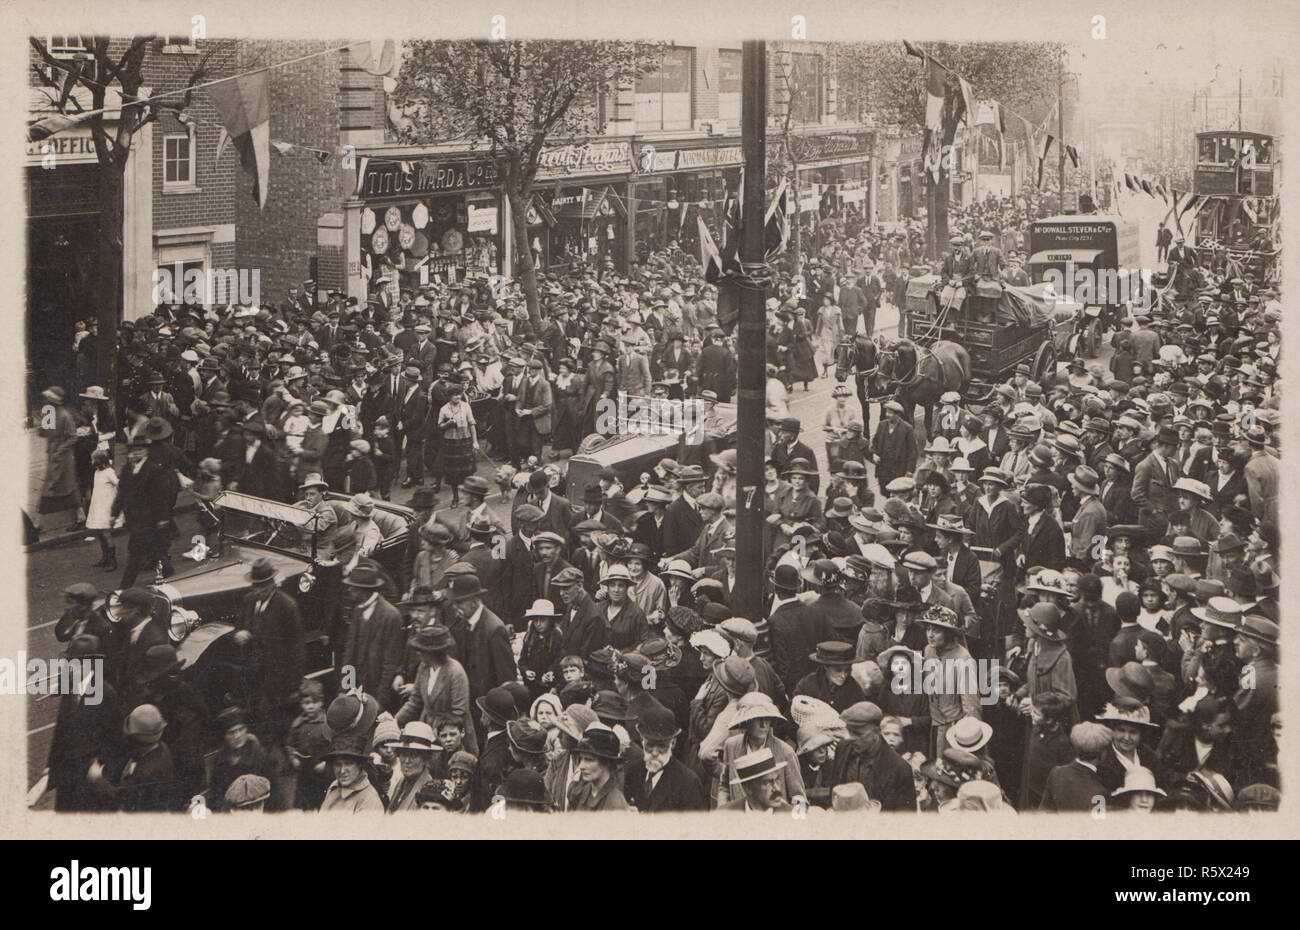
left=536, top=141, right=634, bottom=180
left=360, top=157, right=501, bottom=200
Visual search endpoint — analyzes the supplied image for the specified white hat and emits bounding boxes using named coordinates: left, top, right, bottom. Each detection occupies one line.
left=689, top=629, right=732, bottom=660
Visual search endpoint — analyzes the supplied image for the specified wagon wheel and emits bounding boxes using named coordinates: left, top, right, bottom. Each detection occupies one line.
left=1032, top=342, right=1057, bottom=381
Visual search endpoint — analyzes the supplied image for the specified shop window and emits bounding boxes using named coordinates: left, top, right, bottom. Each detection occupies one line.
left=786, top=53, right=824, bottom=126
left=717, top=49, right=742, bottom=125
left=164, top=131, right=195, bottom=188
left=636, top=47, right=693, bottom=131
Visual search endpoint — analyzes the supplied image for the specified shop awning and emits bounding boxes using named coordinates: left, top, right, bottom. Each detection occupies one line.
left=554, top=187, right=611, bottom=221
left=1026, top=248, right=1103, bottom=266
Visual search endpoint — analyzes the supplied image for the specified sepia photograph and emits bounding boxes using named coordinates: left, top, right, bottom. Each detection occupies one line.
left=4, top=1, right=1294, bottom=863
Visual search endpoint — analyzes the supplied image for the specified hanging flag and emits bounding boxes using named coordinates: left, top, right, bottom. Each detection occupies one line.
left=209, top=70, right=271, bottom=208
left=1241, top=196, right=1258, bottom=223
left=1125, top=172, right=1139, bottom=193
left=903, top=39, right=926, bottom=59
left=1036, top=134, right=1054, bottom=188
left=1064, top=144, right=1079, bottom=169
left=764, top=176, right=790, bottom=261
left=698, top=215, right=725, bottom=284
left=349, top=40, right=401, bottom=78
left=958, top=78, right=976, bottom=128
left=975, top=101, right=1007, bottom=170
left=316, top=150, right=333, bottom=167
left=1139, top=178, right=1154, bottom=197
left=27, top=111, right=92, bottom=143
left=921, top=55, right=946, bottom=182
left=271, top=140, right=296, bottom=156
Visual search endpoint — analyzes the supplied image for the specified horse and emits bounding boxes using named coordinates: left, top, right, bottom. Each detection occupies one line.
left=834, top=335, right=882, bottom=436
left=874, top=338, right=972, bottom=439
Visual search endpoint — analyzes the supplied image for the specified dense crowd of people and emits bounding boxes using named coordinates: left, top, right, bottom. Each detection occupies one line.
left=37, top=194, right=1282, bottom=816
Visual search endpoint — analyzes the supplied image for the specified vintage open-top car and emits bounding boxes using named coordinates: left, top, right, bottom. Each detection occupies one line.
left=97, top=490, right=416, bottom=711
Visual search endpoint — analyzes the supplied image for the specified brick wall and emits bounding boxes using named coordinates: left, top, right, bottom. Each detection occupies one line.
left=233, top=41, right=383, bottom=302
left=146, top=40, right=238, bottom=235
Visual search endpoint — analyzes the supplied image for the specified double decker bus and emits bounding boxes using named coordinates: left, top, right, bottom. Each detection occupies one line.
left=1192, top=130, right=1278, bottom=256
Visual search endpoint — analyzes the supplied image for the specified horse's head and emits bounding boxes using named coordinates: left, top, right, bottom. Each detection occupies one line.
left=833, top=337, right=856, bottom=383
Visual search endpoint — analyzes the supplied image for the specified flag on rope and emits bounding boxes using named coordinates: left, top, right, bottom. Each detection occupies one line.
left=1064, top=144, right=1079, bottom=169
left=210, top=70, right=271, bottom=208
left=921, top=54, right=946, bottom=182
left=271, top=140, right=296, bottom=155
left=1124, top=172, right=1138, bottom=193
left=975, top=101, right=1007, bottom=170
left=764, top=176, right=790, bottom=262
left=958, top=78, right=976, bottom=128
left=1139, top=178, right=1154, bottom=197
left=698, top=214, right=725, bottom=285
left=1036, top=134, right=1054, bottom=187
left=27, top=111, right=92, bottom=143
left=349, top=40, right=401, bottom=78
left=903, top=39, right=926, bottom=59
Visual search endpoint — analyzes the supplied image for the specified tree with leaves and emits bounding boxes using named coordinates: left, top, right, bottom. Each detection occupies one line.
left=831, top=42, right=1060, bottom=257
left=29, top=37, right=211, bottom=404
left=390, top=41, right=659, bottom=335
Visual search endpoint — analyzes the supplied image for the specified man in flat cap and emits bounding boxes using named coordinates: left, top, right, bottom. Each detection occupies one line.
left=826, top=702, right=917, bottom=811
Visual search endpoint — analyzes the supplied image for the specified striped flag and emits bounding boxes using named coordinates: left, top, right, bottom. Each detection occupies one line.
left=1036, top=134, right=1054, bottom=187
left=698, top=214, right=725, bottom=284
left=210, top=70, right=271, bottom=208
left=764, top=176, right=790, bottom=261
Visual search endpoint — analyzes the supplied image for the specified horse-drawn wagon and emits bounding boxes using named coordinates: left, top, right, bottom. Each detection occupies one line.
left=903, top=275, right=1081, bottom=395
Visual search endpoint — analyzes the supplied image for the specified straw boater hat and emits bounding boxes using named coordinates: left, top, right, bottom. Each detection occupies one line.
left=730, top=746, right=787, bottom=786
left=1111, top=767, right=1166, bottom=799
left=945, top=715, right=994, bottom=753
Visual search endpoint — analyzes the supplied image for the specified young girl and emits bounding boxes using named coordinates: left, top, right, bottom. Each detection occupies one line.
left=84, top=448, right=121, bottom=571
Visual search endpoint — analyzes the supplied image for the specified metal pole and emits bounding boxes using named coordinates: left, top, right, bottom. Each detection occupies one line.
left=1058, top=48, right=1066, bottom=209
left=734, top=40, right=767, bottom=624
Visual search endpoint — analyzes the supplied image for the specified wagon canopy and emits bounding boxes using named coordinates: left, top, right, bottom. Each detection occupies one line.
left=1000, top=282, right=1081, bottom=327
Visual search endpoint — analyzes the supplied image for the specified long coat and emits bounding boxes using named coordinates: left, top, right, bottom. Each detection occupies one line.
left=40, top=404, right=80, bottom=505
left=460, top=606, right=518, bottom=703
left=872, top=417, right=916, bottom=490
left=1019, top=513, right=1066, bottom=573
left=625, top=756, right=707, bottom=812
left=394, top=656, right=478, bottom=755
left=340, top=596, right=406, bottom=707
left=238, top=588, right=306, bottom=706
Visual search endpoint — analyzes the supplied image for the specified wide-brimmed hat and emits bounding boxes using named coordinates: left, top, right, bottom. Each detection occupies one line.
left=729, top=692, right=786, bottom=729
left=322, top=731, right=371, bottom=762
left=1068, top=465, right=1101, bottom=495
left=1104, top=662, right=1154, bottom=702
left=396, top=721, right=442, bottom=754
left=781, top=458, right=818, bottom=478
left=1237, top=615, right=1279, bottom=646
left=575, top=722, right=624, bottom=761
left=408, top=624, right=455, bottom=654
left=809, top=641, right=856, bottom=667
left=506, top=718, right=549, bottom=755
left=1096, top=698, right=1160, bottom=730
left=299, top=473, right=329, bottom=491
left=831, top=782, right=882, bottom=812
left=915, top=604, right=963, bottom=634
left=945, top=715, right=994, bottom=753
left=928, top=513, right=973, bottom=536
left=325, top=690, right=380, bottom=737
left=1111, top=766, right=1166, bottom=798
left=730, top=746, right=787, bottom=786
left=247, top=556, right=277, bottom=584
left=142, top=417, right=174, bottom=441
left=343, top=564, right=385, bottom=589
left=1191, top=596, right=1244, bottom=630
left=977, top=467, right=1011, bottom=487
left=78, top=385, right=109, bottom=401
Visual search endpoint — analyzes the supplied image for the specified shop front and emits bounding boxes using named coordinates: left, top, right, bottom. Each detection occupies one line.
left=529, top=140, right=635, bottom=275
left=349, top=154, right=505, bottom=300
left=631, top=140, right=743, bottom=262
left=791, top=131, right=873, bottom=249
